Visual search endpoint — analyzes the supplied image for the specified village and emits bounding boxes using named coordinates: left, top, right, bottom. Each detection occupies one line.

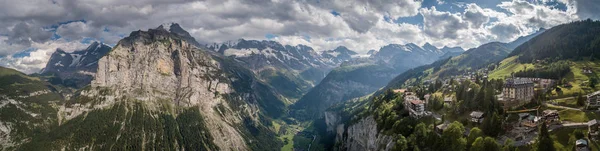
left=393, top=68, right=600, bottom=151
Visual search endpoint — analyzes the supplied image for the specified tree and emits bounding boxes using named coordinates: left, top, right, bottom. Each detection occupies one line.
left=471, top=137, right=501, bottom=151
left=470, top=137, right=485, bottom=151
left=467, top=128, right=484, bottom=149
left=577, top=92, right=586, bottom=107
left=502, top=139, right=517, bottom=151
left=483, top=137, right=500, bottom=151
left=482, top=112, right=503, bottom=137
left=410, top=123, right=430, bottom=149
left=442, top=121, right=467, bottom=151
left=393, top=135, right=408, bottom=151
left=535, top=122, right=555, bottom=151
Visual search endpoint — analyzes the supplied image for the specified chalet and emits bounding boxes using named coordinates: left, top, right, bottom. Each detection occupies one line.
left=470, top=111, right=485, bottom=123
left=444, top=97, right=453, bottom=105
left=406, top=99, right=425, bottom=118
left=541, top=110, right=560, bottom=125
left=393, top=89, right=407, bottom=94
left=519, top=113, right=541, bottom=127
left=435, top=123, right=449, bottom=135
left=588, top=119, right=599, bottom=140
left=501, top=78, right=534, bottom=108
left=576, top=139, right=590, bottom=151
left=583, top=67, right=593, bottom=74
left=538, top=79, right=556, bottom=91
left=424, top=94, right=431, bottom=103
left=586, top=91, right=600, bottom=109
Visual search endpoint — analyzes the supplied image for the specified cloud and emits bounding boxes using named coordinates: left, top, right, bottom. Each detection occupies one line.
left=463, top=4, right=489, bottom=28
left=565, top=0, right=600, bottom=20
left=0, top=0, right=597, bottom=74
left=421, top=7, right=468, bottom=39
left=5, top=22, right=53, bottom=46
left=490, top=22, right=521, bottom=42
left=0, top=40, right=88, bottom=74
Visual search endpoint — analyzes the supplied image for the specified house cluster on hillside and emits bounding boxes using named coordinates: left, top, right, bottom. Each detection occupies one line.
left=586, top=91, right=600, bottom=109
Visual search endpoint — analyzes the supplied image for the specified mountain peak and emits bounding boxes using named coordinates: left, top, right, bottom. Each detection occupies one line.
left=422, top=43, right=437, bottom=51
left=332, top=46, right=357, bottom=55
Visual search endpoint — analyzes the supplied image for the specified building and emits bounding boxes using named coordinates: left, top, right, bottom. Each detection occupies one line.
left=588, top=119, right=599, bottom=140
left=583, top=67, right=593, bottom=74
left=501, top=78, right=534, bottom=108
left=587, top=91, right=600, bottom=109
left=444, top=97, right=454, bottom=105
left=393, top=89, right=407, bottom=94
left=537, top=79, right=556, bottom=91
left=519, top=113, right=541, bottom=127
left=576, top=139, right=590, bottom=151
left=406, top=99, right=425, bottom=118
left=435, top=123, right=449, bottom=136
left=541, top=110, right=560, bottom=125
left=424, top=94, right=431, bottom=103
left=470, top=111, right=485, bottom=123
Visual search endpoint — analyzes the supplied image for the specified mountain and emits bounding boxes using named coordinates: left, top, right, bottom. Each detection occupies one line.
left=319, top=22, right=560, bottom=151
left=8, top=25, right=287, bottom=150
left=505, top=28, right=546, bottom=50
left=158, top=23, right=202, bottom=48
left=438, top=46, right=465, bottom=59
left=206, top=40, right=355, bottom=100
left=367, top=49, right=377, bottom=56
left=0, top=66, right=64, bottom=150
left=509, top=20, right=600, bottom=62
left=320, top=46, right=358, bottom=65
left=40, top=42, right=111, bottom=88
left=291, top=43, right=454, bottom=120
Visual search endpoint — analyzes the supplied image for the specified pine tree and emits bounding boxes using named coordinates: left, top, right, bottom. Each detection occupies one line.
left=535, top=122, right=555, bottom=151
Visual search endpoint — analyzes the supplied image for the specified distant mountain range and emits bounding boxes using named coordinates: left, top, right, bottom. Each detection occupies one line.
left=291, top=42, right=464, bottom=120
left=206, top=39, right=359, bottom=100
left=41, top=41, right=112, bottom=88
left=0, top=18, right=564, bottom=151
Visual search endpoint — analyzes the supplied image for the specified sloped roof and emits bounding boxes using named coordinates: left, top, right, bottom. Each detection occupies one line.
left=409, top=99, right=424, bottom=105
left=470, top=111, right=484, bottom=118
left=588, top=119, right=598, bottom=126
left=505, top=78, right=534, bottom=87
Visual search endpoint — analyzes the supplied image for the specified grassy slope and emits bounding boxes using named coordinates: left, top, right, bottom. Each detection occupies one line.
left=488, top=58, right=600, bottom=98
left=488, top=56, right=534, bottom=79
left=0, top=67, right=64, bottom=150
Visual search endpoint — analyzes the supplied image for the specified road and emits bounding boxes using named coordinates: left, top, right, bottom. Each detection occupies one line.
left=545, top=103, right=582, bottom=111
left=549, top=122, right=588, bottom=131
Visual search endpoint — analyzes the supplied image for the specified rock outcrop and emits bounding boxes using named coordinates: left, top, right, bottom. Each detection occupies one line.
left=325, top=112, right=396, bottom=151
left=14, top=24, right=285, bottom=151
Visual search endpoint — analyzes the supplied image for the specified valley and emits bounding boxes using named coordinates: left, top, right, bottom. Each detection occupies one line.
left=0, top=4, right=599, bottom=151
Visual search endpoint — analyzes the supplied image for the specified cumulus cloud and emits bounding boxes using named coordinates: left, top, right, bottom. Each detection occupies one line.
left=0, top=40, right=88, bottom=74
left=0, top=0, right=597, bottom=73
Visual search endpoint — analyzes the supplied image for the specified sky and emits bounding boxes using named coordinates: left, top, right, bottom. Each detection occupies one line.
left=0, top=0, right=599, bottom=74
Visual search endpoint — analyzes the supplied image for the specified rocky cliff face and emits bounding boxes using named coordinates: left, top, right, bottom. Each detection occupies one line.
left=13, top=25, right=285, bottom=150
left=325, top=112, right=395, bottom=151
left=89, top=27, right=250, bottom=149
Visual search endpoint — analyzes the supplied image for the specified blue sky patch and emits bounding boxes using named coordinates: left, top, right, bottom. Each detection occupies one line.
left=331, top=10, right=340, bottom=16
left=265, top=33, right=278, bottom=39
left=11, top=48, right=36, bottom=58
